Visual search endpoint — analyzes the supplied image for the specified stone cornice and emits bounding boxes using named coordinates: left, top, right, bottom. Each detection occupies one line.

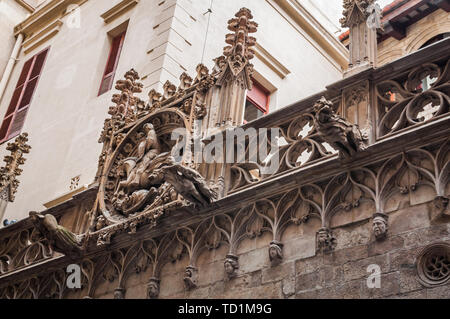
left=100, top=0, right=139, bottom=24
left=254, top=43, right=291, bottom=79
left=14, top=0, right=35, bottom=13
left=269, top=0, right=349, bottom=71
left=14, top=0, right=87, bottom=37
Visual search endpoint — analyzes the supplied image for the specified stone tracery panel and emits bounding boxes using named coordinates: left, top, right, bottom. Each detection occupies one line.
left=376, top=58, right=450, bottom=138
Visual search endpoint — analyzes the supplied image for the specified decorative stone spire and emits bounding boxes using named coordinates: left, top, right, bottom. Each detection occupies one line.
left=0, top=133, right=31, bottom=202
left=217, top=7, right=258, bottom=90
left=340, top=0, right=382, bottom=76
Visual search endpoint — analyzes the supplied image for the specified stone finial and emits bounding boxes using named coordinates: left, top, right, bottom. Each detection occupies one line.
left=179, top=72, right=193, bottom=91
left=340, top=0, right=375, bottom=27
left=0, top=133, right=31, bottom=202
left=224, top=8, right=257, bottom=59
left=217, top=8, right=258, bottom=89
left=340, top=0, right=381, bottom=76
left=162, top=80, right=176, bottom=100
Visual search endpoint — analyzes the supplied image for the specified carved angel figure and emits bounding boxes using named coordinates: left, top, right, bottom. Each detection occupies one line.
left=313, top=97, right=367, bottom=159
left=29, top=212, right=84, bottom=257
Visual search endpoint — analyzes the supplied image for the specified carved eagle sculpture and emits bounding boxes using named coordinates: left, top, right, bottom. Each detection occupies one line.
left=313, top=96, right=368, bottom=159
left=160, top=157, right=217, bottom=208
left=29, top=212, right=85, bottom=258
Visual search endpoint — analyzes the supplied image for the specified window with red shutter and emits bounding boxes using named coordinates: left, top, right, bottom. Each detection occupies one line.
left=244, top=79, right=270, bottom=123
left=98, top=31, right=126, bottom=96
left=0, top=47, right=49, bottom=143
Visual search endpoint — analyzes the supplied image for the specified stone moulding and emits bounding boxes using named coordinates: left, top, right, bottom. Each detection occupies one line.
left=100, top=0, right=139, bottom=24
left=253, top=43, right=291, bottom=79
left=22, top=19, right=63, bottom=54
left=14, top=0, right=88, bottom=38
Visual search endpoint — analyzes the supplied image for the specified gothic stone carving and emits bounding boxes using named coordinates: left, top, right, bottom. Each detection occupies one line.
left=29, top=212, right=84, bottom=258
left=217, top=7, right=258, bottom=90
left=162, top=157, right=217, bottom=208
left=316, top=228, right=337, bottom=253
left=269, top=241, right=283, bottom=265
left=417, top=243, right=450, bottom=288
left=183, top=265, right=198, bottom=290
left=147, top=277, right=160, bottom=299
left=372, top=213, right=388, bottom=240
left=340, top=0, right=375, bottom=27
left=314, top=96, right=367, bottom=159
left=224, top=254, right=239, bottom=279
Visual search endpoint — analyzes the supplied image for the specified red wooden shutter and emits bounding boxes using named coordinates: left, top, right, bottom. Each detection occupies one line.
left=0, top=47, right=49, bottom=143
left=98, top=32, right=126, bottom=96
left=247, top=79, right=270, bottom=114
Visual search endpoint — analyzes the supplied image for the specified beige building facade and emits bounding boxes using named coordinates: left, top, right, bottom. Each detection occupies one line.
left=0, top=0, right=348, bottom=223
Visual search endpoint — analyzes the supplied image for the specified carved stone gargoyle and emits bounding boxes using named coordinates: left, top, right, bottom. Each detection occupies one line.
left=161, top=157, right=218, bottom=208
left=29, top=211, right=85, bottom=258
left=313, top=97, right=368, bottom=159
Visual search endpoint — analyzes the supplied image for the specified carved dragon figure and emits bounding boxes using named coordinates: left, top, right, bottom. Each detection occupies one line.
left=313, top=96, right=368, bottom=159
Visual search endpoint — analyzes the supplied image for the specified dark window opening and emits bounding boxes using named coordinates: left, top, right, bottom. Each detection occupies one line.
left=244, top=79, right=270, bottom=123
left=0, top=47, right=49, bottom=143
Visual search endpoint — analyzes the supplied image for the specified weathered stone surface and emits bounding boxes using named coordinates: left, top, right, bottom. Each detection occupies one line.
left=342, top=254, right=389, bottom=282
left=368, top=235, right=404, bottom=257
left=389, top=205, right=430, bottom=236
left=262, top=261, right=294, bottom=284
left=296, top=270, right=322, bottom=292
left=324, top=244, right=368, bottom=265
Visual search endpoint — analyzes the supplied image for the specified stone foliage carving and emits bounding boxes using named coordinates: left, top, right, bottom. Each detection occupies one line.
left=372, top=213, right=388, bottom=240
left=377, top=59, right=450, bottom=138
left=0, top=133, right=31, bottom=202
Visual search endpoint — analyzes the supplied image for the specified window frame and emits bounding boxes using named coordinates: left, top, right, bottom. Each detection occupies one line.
left=0, top=46, right=50, bottom=144
left=98, top=31, right=126, bottom=96
left=244, top=79, right=271, bottom=123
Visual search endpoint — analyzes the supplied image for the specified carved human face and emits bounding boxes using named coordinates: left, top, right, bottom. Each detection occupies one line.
left=317, top=230, right=329, bottom=244
left=114, top=288, right=124, bottom=299
left=147, top=281, right=160, bottom=299
left=224, top=258, right=237, bottom=275
left=373, top=217, right=387, bottom=238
